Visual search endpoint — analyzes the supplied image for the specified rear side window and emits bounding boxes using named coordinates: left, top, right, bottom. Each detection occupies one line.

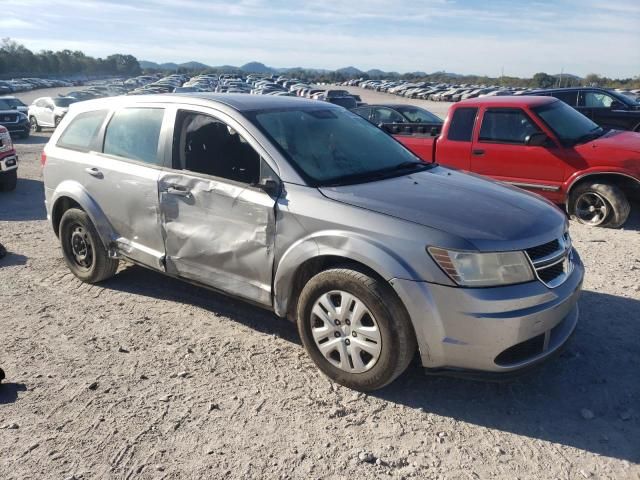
left=103, top=108, right=164, bottom=165
left=57, top=110, right=108, bottom=151
left=552, top=90, right=578, bottom=106
left=447, top=107, right=477, bottom=141
left=479, top=108, right=541, bottom=144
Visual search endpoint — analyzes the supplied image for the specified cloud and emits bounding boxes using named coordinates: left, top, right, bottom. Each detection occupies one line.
left=4, top=0, right=639, bottom=77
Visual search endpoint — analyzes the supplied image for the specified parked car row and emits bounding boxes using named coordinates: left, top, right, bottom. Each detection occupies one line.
left=0, top=77, right=81, bottom=94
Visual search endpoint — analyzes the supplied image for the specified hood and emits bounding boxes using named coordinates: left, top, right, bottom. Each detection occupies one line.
left=319, top=166, right=567, bottom=252
left=585, top=129, right=640, bottom=154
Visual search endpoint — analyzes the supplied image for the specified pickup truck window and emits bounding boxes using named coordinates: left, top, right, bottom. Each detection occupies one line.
left=103, top=108, right=164, bottom=165
left=371, top=107, right=404, bottom=124
left=479, top=108, right=540, bottom=144
left=57, top=109, right=108, bottom=152
left=583, top=91, right=614, bottom=108
left=551, top=90, right=579, bottom=107
left=173, top=111, right=260, bottom=184
left=447, top=107, right=477, bottom=141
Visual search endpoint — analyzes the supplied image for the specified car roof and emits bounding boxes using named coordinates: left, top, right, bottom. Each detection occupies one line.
left=73, top=93, right=337, bottom=113
left=458, top=95, right=557, bottom=107
left=359, top=104, right=430, bottom=110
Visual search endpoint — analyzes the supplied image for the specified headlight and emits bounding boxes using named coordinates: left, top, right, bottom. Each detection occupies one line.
left=428, top=247, right=535, bottom=287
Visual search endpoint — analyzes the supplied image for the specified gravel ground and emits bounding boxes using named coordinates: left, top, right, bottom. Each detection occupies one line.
left=0, top=88, right=639, bottom=480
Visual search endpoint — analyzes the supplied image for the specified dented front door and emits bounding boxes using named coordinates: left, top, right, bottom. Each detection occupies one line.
left=158, top=172, right=276, bottom=306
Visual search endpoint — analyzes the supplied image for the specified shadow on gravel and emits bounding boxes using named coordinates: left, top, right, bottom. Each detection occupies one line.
left=0, top=252, right=27, bottom=267
left=374, top=290, right=640, bottom=463
left=0, top=383, right=27, bottom=405
left=620, top=207, right=640, bottom=231
left=0, top=178, right=46, bottom=221
left=101, top=264, right=300, bottom=345
left=12, top=135, right=49, bottom=145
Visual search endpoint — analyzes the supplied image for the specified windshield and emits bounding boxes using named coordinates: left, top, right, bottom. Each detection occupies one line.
left=0, top=98, right=25, bottom=109
left=395, top=106, right=443, bottom=124
left=53, top=98, right=76, bottom=107
left=533, top=101, right=602, bottom=145
left=249, top=107, right=428, bottom=186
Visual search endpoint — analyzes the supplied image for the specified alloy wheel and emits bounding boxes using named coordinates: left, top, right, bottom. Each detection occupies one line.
left=575, top=192, right=609, bottom=226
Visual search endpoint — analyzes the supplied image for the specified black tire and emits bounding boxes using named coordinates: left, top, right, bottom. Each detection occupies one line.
left=54, top=116, right=61, bottom=127
left=0, top=170, right=17, bottom=192
left=569, top=182, right=630, bottom=228
left=296, top=267, right=416, bottom=391
left=59, top=208, right=119, bottom=283
left=0, top=243, right=6, bottom=259
left=30, top=117, right=41, bottom=132
left=21, top=129, right=30, bottom=139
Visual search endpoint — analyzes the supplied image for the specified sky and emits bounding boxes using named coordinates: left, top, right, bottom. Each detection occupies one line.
left=2, top=0, right=639, bottom=78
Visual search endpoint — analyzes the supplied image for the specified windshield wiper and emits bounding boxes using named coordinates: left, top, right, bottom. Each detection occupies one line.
left=574, top=127, right=604, bottom=145
left=319, top=162, right=431, bottom=187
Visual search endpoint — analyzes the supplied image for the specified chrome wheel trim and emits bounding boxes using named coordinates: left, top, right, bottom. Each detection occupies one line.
left=69, top=225, right=93, bottom=270
left=575, top=192, right=609, bottom=226
left=310, top=290, right=382, bottom=374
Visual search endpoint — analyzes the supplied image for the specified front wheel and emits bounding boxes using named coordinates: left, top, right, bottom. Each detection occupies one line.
left=30, top=117, right=41, bottom=132
left=296, top=268, right=416, bottom=391
left=59, top=208, right=119, bottom=283
left=569, top=183, right=630, bottom=228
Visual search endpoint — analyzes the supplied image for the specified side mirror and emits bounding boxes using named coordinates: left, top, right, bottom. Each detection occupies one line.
left=610, top=100, right=626, bottom=110
left=258, top=178, right=281, bottom=197
left=525, top=132, right=549, bottom=147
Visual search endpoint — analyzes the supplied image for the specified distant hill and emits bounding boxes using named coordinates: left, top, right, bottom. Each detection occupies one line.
left=240, top=62, right=273, bottom=73
left=336, top=66, right=363, bottom=76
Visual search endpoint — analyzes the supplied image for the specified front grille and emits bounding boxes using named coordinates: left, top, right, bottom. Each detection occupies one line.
left=0, top=113, right=18, bottom=124
left=526, top=239, right=560, bottom=262
left=525, top=233, right=572, bottom=288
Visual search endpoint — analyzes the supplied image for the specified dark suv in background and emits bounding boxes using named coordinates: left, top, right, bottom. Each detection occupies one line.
left=530, top=87, right=640, bottom=132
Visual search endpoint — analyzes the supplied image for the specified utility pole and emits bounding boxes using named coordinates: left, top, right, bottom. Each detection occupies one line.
left=558, top=67, right=564, bottom=88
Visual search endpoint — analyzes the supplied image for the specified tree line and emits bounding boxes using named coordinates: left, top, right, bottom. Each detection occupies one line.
left=0, top=38, right=141, bottom=78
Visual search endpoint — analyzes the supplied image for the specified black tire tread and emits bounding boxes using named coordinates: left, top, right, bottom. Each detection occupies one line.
left=570, top=182, right=630, bottom=228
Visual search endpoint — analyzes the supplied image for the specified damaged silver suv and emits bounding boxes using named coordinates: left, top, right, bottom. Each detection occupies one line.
left=43, top=94, right=584, bottom=391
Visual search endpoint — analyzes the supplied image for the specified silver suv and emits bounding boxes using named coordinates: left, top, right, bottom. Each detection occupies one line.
left=42, top=94, right=584, bottom=391
left=28, top=96, right=77, bottom=132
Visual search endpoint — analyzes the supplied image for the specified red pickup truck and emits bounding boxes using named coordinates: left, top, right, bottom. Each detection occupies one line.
left=394, top=96, right=640, bottom=228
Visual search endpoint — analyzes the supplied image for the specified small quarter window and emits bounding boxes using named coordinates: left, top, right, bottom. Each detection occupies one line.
left=447, top=107, right=477, bottom=142
left=103, top=108, right=165, bottom=165
left=57, top=110, right=108, bottom=151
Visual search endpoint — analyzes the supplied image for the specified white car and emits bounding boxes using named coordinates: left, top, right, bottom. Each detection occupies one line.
left=28, top=96, right=77, bottom=131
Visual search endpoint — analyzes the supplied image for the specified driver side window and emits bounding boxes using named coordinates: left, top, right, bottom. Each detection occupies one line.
left=479, top=108, right=541, bottom=144
left=371, top=107, right=404, bottom=124
left=173, top=111, right=260, bottom=184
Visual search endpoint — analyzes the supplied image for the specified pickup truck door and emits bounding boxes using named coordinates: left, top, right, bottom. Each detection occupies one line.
left=158, top=107, right=277, bottom=307
left=470, top=107, right=566, bottom=202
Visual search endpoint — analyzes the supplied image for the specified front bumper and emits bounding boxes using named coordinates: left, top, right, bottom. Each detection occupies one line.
left=1, top=119, right=30, bottom=136
left=392, top=249, right=584, bottom=373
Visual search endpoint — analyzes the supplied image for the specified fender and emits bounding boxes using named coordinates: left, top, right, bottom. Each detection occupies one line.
left=563, top=168, right=640, bottom=198
left=272, top=230, right=424, bottom=317
left=50, top=180, right=118, bottom=251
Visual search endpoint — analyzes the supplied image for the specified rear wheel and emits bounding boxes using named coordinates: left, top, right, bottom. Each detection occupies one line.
left=296, top=268, right=416, bottom=391
left=0, top=170, right=17, bottom=192
left=59, top=208, right=119, bottom=283
left=569, top=182, right=630, bottom=228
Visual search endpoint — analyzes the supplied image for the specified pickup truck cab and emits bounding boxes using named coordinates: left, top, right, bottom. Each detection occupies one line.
left=396, top=97, right=640, bottom=228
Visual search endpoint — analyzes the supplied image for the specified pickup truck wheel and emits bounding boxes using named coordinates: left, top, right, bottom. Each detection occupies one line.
left=570, top=183, right=630, bottom=228
left=59, top=208, right=119, bottom=283
left=30, top=117, right=41, bottom=132
left=0, top=170, right=17, bottom=192
left=296, top=268, right=416, bottom=391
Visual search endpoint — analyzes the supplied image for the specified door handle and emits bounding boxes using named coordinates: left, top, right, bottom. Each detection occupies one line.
left=166, top=186, right=192, bottom=197
left=472, top=149, right=485, bottom=156
left=85, top=167, right=103, bottom=177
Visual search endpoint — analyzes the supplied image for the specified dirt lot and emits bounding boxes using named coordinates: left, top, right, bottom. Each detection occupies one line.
left=0, top=88, right=639, bottom=480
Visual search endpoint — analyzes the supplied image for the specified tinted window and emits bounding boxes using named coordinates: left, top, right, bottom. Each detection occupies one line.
left=479, top=109, right=540, bottom=144
left=53, top=98, right=76, bottom=107
left=551, top=90, right=578, bottom=106
left=447, top=107, right=477, bottom=141
left=104, top=108, right=164, bottom=165
left=584, top=91, right=614, bottom=108
left=351, top=107, right=371, bottom=120
left=173, top=111, right=260, bottom=184
left=57, top=110, right=107, bottom=151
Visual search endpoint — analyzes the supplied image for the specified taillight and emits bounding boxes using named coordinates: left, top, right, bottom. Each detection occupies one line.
left=41, top=151, right=47, bottom=166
